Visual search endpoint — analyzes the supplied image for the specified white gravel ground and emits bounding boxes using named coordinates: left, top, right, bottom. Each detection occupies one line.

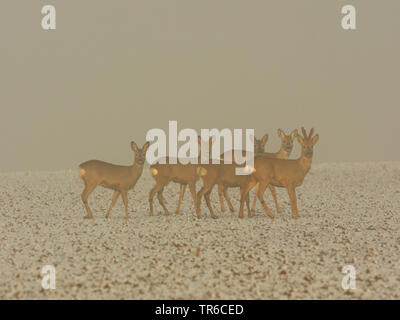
left=0, top=161, right=399, bottom=299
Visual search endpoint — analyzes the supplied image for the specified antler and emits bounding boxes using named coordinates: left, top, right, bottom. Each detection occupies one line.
left=301, top=127, right=307, bottom=138
left=309, top=128, right=314, bottom=139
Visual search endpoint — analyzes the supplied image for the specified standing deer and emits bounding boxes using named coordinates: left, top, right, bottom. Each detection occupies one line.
left=250, top=129, right=298, bottom=214
left=195, top=162, right=256, bottom=219
left=217, top=134, right=268, bottom=213
left=238, top=127, right=319, bottom=219
left=148, top=137, right=212, bottom=217
left=79, top=141, right=150, bottom=219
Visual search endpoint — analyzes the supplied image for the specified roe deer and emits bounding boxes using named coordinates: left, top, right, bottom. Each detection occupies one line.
left=196, top=162, right=255, bottom=219
left=238, top=127, right=319, bottom=219
left=79, top=141, right=150, bottom=219
left=217, top=134, right=268, bottom=213
left=251, top=129, right=298, bottom=214
left=148, top=137, right=212, bottom=217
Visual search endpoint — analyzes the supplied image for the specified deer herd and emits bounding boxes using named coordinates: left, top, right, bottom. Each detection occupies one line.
left=79, top=127, right=319, bottom=220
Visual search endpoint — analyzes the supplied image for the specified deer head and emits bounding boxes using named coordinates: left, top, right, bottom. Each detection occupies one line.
left=297, top=127, right=319, bottom=158
left=278, top=129, right=298, bottom=154
left=251, top=134, right=268, bottom=155
left=131, top=141, right=150, bottom=165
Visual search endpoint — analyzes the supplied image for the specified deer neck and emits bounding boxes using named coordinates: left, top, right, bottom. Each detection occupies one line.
left=276, top=147, right=289, bottom=159
left=198, top=147, right=211, bottom=164
left=131, top=161, right=144, bottom=177
left=298, top=152, right=313, bottom=175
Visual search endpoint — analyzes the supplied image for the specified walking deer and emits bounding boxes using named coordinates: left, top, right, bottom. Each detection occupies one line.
left=148, top=137, right=212, bottom=217
left=196, top=162, right=255, bottom=219
left=79, top=141, right=150, bottom=219
left=217, top=134, right=268, bottom=213
left=250, top=129, right=298, bottom=214
left=238, top=127, right=319, bottom=219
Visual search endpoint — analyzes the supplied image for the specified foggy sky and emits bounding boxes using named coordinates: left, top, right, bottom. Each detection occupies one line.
left=1, top=0, right=399, bottom=171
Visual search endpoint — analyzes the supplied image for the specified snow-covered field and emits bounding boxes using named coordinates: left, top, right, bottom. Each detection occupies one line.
left=0, top=162, right=399, bottom=299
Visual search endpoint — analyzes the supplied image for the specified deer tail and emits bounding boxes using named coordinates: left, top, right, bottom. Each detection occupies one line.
left=196, top=166, right=207, bottom=176
left=78, top=166, right=86, bottom=178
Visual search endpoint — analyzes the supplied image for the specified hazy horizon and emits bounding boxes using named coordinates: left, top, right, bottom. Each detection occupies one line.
left=1, top=1, right=399, bottom=171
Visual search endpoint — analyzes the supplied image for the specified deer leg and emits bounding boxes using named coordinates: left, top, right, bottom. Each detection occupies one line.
left=149, top=187, right=156, bottom=216
left=196, top=187, right=205, bottom=218
left=251, top=183, right=259, bottom=213
left=105, top=190, right=120, bottom=219
left=157, top=187, right=169, bottom=216
left=205, top=190, right=217, bottom=219
left=245, top=191, right=251, bottom=217
left=287, top=186, right=299, bottom=219
left=223, top=187, right=235, bottom=212
left=257, top=182, right=274, bottom=219
left=81, top=182, right=97, bottom=219
left=149, top=181, right=165, bottom=216
left=120, top=190, right=129, bottom=219
left=269, top=185, right=282, bottom=213
left=189, top=181, right=201, bottom=218
left=217, top=184, right=226, bottom=213
left=160, top=193, right=167, bottom=205
left=196, top=181, right=215, bottom=219
left=175, top=184, right=186, bottom=214
left=238, top=178, right=257, bottom=219
left=240, top=185, right=251, bottom=217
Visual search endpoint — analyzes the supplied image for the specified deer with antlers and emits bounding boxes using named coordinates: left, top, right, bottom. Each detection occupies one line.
left=78, top=141, right=150, bottom=219
left=238, top=127, right=319, bottom=219
left=148, top=137, right=212, bottom=217
left=250, top=129, right=298, bottom=214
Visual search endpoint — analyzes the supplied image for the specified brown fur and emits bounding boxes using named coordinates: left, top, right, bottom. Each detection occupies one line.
left=216, top=134, right=268, bottom=214
left=148, top=137, right=212, bottom=216
left=196, top=162, right=255, bottom=218
left=251, top=129, right=298, bottom=214
left=79, top=141, right=150, bottom=219
left=238, top=128, right=319, bottom=219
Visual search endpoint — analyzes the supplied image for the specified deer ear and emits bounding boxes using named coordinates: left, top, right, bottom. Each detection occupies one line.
left=290, top=129, right=298, bottom=140
left=309, top=128, right=315, bottom=138
left=142, top=141, right=150, bottom=152
left=301, top=127, right=307, bottom=138
left=312, top=134, right=319, bottom=145
left=131, top=141, right=138, bottom=153
left=297, top=135, right=304, bottom=145
left=261, top=134, right=268, bottom=146
left=277, top=129, right=285, bottom=139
